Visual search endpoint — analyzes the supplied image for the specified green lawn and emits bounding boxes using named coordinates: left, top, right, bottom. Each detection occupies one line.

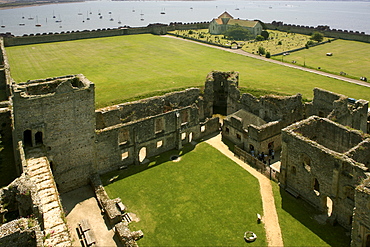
left=101, top=142, right=266, bottom=246
left=272, top=182, right=351, bottom=246
left=6, top=34, right=370, bottom=109
left=274, top=39, right=370, bottom=80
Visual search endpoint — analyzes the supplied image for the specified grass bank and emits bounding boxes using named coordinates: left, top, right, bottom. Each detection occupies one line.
left=102, top=142, right=266, bottom=246
left=6, top=34, right=370, bottom=109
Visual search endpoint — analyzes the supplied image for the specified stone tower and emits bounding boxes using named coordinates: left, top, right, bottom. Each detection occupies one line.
left=12, top=75, right=96, bottom=193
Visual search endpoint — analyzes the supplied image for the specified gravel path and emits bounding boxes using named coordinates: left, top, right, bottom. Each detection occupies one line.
left=206, top=134, right=284, bottom=247
left=165, top=35, right=370, bottom=88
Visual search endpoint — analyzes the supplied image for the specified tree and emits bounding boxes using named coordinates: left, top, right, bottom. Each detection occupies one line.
left=310, top=32, right=324, bottom=42
left=223, top=24, right=253, bottom=41
left=255, top=35, right=264, bottom=41
left=261, top=30, right=269, bottom=40
left=258, top=46, right=266, bottom=55
left=265, top=52, right=271, bottom=58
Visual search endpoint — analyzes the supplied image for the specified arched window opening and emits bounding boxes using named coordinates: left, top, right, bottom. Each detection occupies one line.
left=23, top=130, right=32, bottom=147
left=326, top=197, right=333, bottom=217
left=138, top=147, right=147, bottom=163
left=35, top=131, right=43, bottom=146
left=314, top=178, right=320, bottom=196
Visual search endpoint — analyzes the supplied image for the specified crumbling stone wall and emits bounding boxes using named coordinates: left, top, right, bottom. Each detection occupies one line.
left=12, top=75, right=96, bottom=193
left=305, top=88, right=368, bottom=133
left=351, top=177, right=370, bottom=247
left=94, top=85, right=219, bottom=173
left=280, top=116, right=369, bottom=230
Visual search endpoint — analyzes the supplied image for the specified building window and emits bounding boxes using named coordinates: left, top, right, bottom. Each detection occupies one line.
left=181, top=132, right=186, bottom=140
left=138, top=147, right=146, bottom=163
left=201, top=125, right=206, bottom=133
left=181, top=110, right=189, bottom=124
left=236, top=133, right=241, bottom=140
left=157, top=140, right=163, bottom=148
left=121, top=151, right=129, bottom=161
left=155, top=118, right=164, bottom=134
left=118, top=129, right=129, bottom=145
left=225, top=127, right=229, bottom=134
left=35, top=131, right=43, bottom=146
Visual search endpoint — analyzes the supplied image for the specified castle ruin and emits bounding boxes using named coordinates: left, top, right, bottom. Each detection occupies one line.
left=0, top=34, right=370, bottom=246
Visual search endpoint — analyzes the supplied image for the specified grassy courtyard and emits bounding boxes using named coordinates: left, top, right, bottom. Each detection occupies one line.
left=101, top=143, right=266, bottom=246
left=6, top=34, right=370, bottom=109
left=101, top=142, right=351, bottom=246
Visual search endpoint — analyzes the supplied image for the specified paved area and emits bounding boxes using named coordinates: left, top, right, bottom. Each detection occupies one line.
left=206, top=134, right=284, bottom=247
left=165, top=35, right=370, bottom=88
left=61, top=185, right=120, bottom=247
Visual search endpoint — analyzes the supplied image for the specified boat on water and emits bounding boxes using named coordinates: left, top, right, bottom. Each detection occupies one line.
left=19, top=23, right=25, bottom=26
left=160, top=8, right=165, bottom=14
left=35, top=16, right=41, bottom=27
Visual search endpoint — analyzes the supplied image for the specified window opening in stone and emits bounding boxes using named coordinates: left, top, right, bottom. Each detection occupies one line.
left=23, top=129, right=32, bottom=147
left=313, top=178, right=320, bottom=196
left=138, top=147, right=146, bottom=163
left=302, top=154, right=311, bottom=172
left=35, top=131, right=43, bottom=146
left=121, top=151, right=129, bottom=161
left=345, top=186, right=355, bottom=201
left=268, top=142, right=274, bottom=150
left=181, top=132, right=186, bottom=140
left=291, top=166, right=296, bottom=175
left=155, top=118, right=164, bottom=134
left=326, top=197, right=333, bottom=217
left=181, top=110, right=189, bottom=124
left=157, top=140, right=163, bottom=148
left=118, top=129, right=129, bottom=145
left=249, top=145, right=254, bottom=151
left=225, top=127, right=229, bottom=134
left=236, top=133, right=241, bottom=140
left=201, top=125, right=206, bottom=133
left=189, top=132, right=193, bottom=143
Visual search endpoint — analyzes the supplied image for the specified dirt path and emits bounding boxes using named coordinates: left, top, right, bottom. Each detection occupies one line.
left=165, top=35, right=370, bottom=88
left=205, top=134, right=284, bottom=247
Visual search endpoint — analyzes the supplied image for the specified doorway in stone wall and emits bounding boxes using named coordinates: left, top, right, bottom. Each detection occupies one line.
left=23, top=129, right=32, bottom=147
left=35, top=131, right=43, bottom=146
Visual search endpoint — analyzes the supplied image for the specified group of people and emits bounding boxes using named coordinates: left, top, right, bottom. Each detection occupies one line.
left=250, top=148, right=275, bottom=166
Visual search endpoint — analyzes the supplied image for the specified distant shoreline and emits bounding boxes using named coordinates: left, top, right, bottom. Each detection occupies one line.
left=0, top=0, right=83, bottom=10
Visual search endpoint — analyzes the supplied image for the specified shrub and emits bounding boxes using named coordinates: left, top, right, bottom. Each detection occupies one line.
left=256, top=35, right=264, bottom=41
left=261, top=30, right=269, bottom=40
left=188, top=30, right=193, bottom=35
left=265, top=52, right=271, bottom=58
left=277, top=41, right=282, bottom=45
left=258, top=46, right=266, bottom=55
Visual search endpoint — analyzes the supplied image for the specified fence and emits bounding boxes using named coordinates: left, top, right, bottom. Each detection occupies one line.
left=234, top=145, right=279, bottom=182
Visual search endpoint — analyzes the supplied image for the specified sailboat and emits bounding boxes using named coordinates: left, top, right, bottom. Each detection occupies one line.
left=35, top=16, right=41, bottom=27
left=0, top=20, right=5, bottom=28
left=53, top=10, right=56, bottom=18
left=86, top=11, right=90, bottom=20
left=160, top=8, right=165, bottom=14
left=55, top=15, right=62, bottom=23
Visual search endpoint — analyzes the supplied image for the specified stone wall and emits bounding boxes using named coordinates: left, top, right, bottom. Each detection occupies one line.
left=95, top=87, right=219, bottom=173
left=2, top=22, right=210, bottom=47
left=280, top=116, right=369, bottom=230
left=305, top=88, right=369, bottom=133
left=12, top=75, right=96, bottom=193
left=351, top=178, right=370, bottom=247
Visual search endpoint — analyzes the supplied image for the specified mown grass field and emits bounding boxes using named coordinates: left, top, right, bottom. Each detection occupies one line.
left=6, top=34, right=370, bottom=109
left=102, top=142, right=350, bottom=246
left=271, top=182, right=351, bottom=246
left=102, top=143, right=266, bottom=246
left=274, top=39, right=370, bottom=80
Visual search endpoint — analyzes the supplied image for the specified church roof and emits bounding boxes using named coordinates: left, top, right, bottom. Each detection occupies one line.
left=212, top=11, right=260, bottom=28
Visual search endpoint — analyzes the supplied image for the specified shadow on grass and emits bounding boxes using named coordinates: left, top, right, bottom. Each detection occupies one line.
left=101, top=143, right=196, bottom=186
left=279, top=186, right=351, bottom=247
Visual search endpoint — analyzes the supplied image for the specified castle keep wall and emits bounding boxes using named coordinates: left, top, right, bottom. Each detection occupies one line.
left=12, top=75, right=96, bottom=193
left=280, top=116, right=369, bottom=230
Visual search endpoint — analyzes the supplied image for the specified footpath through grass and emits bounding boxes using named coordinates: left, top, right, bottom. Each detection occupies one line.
left=102, top=142, right=266, bottom=246
left=272, top=182, right=351, bottom=246
left=6, top=34, right=370, bottom=109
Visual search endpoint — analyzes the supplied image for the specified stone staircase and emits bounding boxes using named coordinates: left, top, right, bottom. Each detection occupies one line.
left=26, top=156, right=71, bottom=247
